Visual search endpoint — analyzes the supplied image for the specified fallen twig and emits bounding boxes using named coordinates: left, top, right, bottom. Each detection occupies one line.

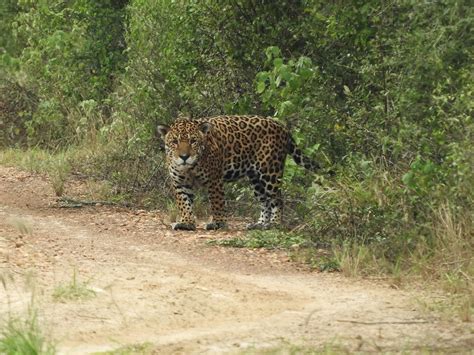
left=56, top=197, right=130, bottom=208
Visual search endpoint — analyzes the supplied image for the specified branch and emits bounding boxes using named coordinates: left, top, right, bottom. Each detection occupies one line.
left=56, top=197, right=130, bottom=208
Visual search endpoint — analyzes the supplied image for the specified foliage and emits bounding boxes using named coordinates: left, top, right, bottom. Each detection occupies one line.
left=0, top=80, right=37, bottom=147
left=1, top=0, right=127, bottom=146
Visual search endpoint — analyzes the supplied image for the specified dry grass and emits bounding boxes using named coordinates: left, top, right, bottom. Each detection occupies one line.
left=333, top=202, right=473, bottom=320
left=428, top=204, right=473, bottom=321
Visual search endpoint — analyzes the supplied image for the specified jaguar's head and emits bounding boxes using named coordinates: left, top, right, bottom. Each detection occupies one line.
left=157, top=119, right=212, bottom=170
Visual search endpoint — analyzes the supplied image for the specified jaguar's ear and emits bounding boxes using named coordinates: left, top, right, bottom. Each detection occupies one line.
left=156, top=125, right=170, bottom=139
left=199, top=122, right=213, bottom=134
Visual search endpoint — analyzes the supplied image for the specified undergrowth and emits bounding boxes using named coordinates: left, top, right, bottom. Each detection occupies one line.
left=0, top=144, right=170, bottom=206
left=208, top=230, right=307, bottom=250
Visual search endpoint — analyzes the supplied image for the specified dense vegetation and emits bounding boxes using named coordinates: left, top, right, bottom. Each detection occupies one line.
left=1, top=0, right=472, bottom=312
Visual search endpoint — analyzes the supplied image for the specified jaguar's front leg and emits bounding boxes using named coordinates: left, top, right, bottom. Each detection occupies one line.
left=171, top=183, right=196, bottom=231
left=205, top=179, right=227, bottom=230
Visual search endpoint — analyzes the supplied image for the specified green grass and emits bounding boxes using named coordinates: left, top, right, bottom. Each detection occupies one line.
left=0, top=146, right=122, bottom=202
left=0, top=147, right=53, bottom=173
left=209, top=230, right=342, bottom=272
left=208, top=230, right=308, bottom=249
left=0, top=145, right=170, bottom=207
left=0, top=310, right=56, bottom=355
left=52, top=270, right=96, bottom=302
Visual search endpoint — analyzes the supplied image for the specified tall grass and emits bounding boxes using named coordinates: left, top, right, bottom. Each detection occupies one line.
left=0, top=309, right=56, bottom=355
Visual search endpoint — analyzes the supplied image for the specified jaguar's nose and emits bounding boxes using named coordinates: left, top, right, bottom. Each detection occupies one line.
left=179, top=154, right=190, bottom=162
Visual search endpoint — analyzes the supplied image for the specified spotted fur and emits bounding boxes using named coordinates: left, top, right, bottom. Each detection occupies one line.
left=157, top=115, right=321, bottom=231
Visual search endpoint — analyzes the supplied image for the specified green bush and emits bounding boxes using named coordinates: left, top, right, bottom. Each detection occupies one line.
left=0, top=80, right=37, bottom=147
left=1, top=0, right=127, bottom=147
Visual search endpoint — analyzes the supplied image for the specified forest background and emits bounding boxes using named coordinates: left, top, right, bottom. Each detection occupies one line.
left=0, top=0, right=472, bottom=315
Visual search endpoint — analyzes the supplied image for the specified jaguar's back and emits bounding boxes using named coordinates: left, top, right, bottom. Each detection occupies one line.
left=201, top=115, right=290, bottom=181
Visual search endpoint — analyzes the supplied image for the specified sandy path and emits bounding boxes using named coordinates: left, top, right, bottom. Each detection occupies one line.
left=0, top=166, right=472, bottom=353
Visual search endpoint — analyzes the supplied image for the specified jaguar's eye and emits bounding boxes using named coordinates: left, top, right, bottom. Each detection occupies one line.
left=171, top=139, right=178, bottom=145
left=190, top=138, right=197, bottom=145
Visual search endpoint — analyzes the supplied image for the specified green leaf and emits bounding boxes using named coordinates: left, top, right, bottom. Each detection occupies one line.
left=275, top=75, right=282, bottom=87
left=256, top=81, right=266, bottom=94
left=402, top=172, right=414, bottom=187
left=265, top=46, right=281, bottom=60
left=297, top=56, right=312, bottom=68
left=279, top=100, right=294, bottom=115
left=256, top=71, right=269, bottom=81
left=273, top=57, right=283, bottom=68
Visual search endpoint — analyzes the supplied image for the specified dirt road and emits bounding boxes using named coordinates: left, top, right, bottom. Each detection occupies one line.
left=0, top=166, right=472, bottom=353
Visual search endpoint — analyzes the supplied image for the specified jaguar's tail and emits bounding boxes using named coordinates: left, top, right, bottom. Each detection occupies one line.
left=287, top=135, right=321, bottom=172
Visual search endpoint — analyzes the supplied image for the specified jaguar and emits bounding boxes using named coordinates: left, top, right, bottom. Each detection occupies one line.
left=157, top=115, right=322, bottom=230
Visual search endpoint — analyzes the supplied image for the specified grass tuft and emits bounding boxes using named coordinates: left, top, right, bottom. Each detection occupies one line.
left=0, top=310, right=56, bottom=355
left=8, top=217, right=33, bottom=235
left=52, top=270, right=96, bottom=302
left=46, top=155, right=71, bottom=197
